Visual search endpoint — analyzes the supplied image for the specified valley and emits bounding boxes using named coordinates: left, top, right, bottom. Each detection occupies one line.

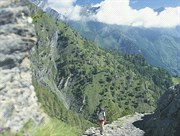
left=0, top=0, right=180, bottom=136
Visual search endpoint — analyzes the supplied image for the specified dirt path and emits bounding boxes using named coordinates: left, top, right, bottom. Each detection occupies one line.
left=83, top=113, right=146, bottom=136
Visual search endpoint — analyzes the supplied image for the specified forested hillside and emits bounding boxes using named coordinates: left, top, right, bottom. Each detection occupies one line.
left=69, top=21, right=180, bottom=75
left=29, top=4, right=173, bottom=134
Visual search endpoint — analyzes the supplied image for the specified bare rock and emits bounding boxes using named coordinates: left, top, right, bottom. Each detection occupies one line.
left=0, top=0, right=46, bottom=132
left=83, top=113, right=145, bottom=136
left=142, top=84, right=180, bottom=136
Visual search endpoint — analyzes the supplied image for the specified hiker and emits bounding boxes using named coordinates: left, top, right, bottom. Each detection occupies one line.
left=97, top=108, right=106, bottom=135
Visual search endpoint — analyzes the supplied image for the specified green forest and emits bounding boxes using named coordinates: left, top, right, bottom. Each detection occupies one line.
left=29, top=4, right=173, bottom=135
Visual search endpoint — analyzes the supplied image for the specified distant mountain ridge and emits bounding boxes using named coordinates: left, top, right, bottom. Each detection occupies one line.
left=45, top=7, right=66, bottom=21
left=80, top=5, right=100, bottom=17
left=30, top=0, right=47, bottom=8
left=29, top=1, right=180, bottom=75
left=68, top=20, right=180, bottom=75
left=154, top=7, right=165, bottom=14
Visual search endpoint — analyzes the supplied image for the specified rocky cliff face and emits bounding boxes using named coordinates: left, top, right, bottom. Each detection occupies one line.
left=144, top=84, right=180, bottom=136
left=0, top=0, right=45, bottom=132
left=132, top=84, right=180, bottom=136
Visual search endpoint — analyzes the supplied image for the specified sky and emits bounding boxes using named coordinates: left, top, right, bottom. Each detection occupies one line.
left=47, top=0, right=180, bottom=28
left=77, top=0, right=180, bottom=9
left=76, top=0, right=102, bottom=5
left=130, top=0, right=180, bottom=9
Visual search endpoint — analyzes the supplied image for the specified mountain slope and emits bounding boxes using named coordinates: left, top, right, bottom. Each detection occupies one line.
left=68, top=21, right=180, bottom=75
left=29, top=0, right=180, bottom=76
left=29, top=5, right=173, bottom=131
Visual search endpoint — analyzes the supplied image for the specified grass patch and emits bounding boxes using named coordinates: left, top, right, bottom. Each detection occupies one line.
left=32, top=81, right=93, bottom=132
left=32, top=118, right=81, bottom=136
left=172, top=77, right=180, bottom=85
left=0, top=118, right=81, bottom=136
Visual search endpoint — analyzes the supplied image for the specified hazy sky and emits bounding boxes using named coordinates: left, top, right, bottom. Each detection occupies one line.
left=77, top=0, right=180, bottom=9
left=47, top=0, right=180, bottom=28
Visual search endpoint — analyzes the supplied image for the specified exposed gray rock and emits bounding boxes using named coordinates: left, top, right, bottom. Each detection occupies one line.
left=133, top=84, right=180, bottom=136
left=0, top=0, right=46, bottom=132
left=83, top=113, right=145, bottom=136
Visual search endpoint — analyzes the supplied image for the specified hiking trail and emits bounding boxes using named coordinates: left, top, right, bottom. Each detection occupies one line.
left=83, top=113, right=146, bottom=136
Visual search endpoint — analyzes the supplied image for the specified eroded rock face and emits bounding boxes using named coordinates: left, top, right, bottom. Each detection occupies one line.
left=0, top=0, right=45, bottom=132
left=144, top=84, right=180, bottom=136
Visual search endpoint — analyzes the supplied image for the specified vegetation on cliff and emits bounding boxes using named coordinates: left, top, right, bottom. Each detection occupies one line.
left=172, top=76, right=180, bottom=85
left=1, top=118, right=80, bottom=136
left=69, top=21, right=180, bottom=75
left=28, top=3, right=173, bottom=134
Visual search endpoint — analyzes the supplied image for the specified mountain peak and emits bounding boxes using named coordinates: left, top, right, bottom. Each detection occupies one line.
left=81, top=5, right=100, bottom=16
left=45, top=7, right=66, bottom=21
left=154, top=7, right=165, bottom=15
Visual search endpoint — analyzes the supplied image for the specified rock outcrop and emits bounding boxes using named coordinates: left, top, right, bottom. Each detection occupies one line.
left=133, top=84, right=180, bottom=136
left=83, top=113, right=145, bottom=136
left=143, top=84, right=180, bottom=136
left=0, top=0, right=45, bottom=132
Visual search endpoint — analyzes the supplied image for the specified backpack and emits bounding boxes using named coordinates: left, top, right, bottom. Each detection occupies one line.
left=98, top=111, right=105, bottom=121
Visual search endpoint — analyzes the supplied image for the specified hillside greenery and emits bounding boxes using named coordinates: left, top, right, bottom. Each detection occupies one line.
left=123, top=54, right=173, bottom=88
left=28, top=3, right=173, bottom=134
left=69, top=21, right=180, bottom=75
left=0, top=118, right=81, bottom=136
left=172, top=76, right=180, bottom=85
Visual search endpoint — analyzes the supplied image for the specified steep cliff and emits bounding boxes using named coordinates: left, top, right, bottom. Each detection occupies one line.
left=143, top=84, right=180, bottom=136
left=132, top=84, right=180, bottom=136
left=0, top=0, right=45, bottom=132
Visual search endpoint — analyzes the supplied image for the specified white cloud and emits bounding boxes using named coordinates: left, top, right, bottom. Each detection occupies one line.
left=47, top=0, right=82, bottom=20
left=93, top=0, right=180, bottom=28
left=47, top=0, right=180, bottom=28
